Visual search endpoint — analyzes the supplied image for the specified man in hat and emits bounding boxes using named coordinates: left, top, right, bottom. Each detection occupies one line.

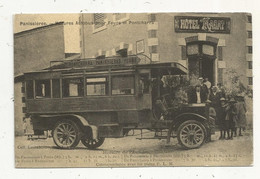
left=189, top=85, right=207, bottom=104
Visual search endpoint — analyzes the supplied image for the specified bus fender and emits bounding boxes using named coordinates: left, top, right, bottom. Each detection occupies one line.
left=166, top=113, right=208, bottom=144
left=70, top=114, right=98, bottom=140
left=39, top=114, right=98, bottom=140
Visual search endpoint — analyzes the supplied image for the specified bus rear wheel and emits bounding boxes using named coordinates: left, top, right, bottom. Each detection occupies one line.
left=177, top=120, right=206, bottom=149
left=81, top=137, right=105, bottom=149
left=53, top=120, right=81, bottom=149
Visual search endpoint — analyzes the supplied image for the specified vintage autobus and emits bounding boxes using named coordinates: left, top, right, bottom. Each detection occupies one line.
left=21, top=55, right=214, bottom=150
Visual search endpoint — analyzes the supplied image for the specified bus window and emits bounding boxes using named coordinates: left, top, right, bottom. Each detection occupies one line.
left=52, top=79, right=60, bottom=98
left=86, top=77, right=107, bottom=96
left=112, top=76, right=134, bottom=95
left=26, top=80, right=34, bottom=99
left=35, top=80, right=51, bottom=98
left=62, top=78, right=84, bottom=97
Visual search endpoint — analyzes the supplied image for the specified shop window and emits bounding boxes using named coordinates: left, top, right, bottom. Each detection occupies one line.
left=35, top=80, right=51, bottom=98
left=26, top=80, right=34, bottom=99
left=93, top=13, right=106, bottom=31
left=112, top=76, right=135, bottom=95
left=248, top=61, right=252, bottom=69
left=52, top=79, right=61, bottom=98
left=86, top=77, right=107, bottom=96
left=62, top=78, right=84, bottom=97
left=116, top=49, right=128, bottom=57
left=248, top=77, right=253, bottom=85
left=148, top=30, right=157, bottom=38
left=248, top=31, right=252, bottom=38
left=187, top=44, right=199, bottom=55
left=248, top=46, right=252, bottom=54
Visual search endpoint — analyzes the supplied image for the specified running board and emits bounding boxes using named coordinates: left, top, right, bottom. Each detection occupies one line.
left=136, top=136, right=168, bottom=140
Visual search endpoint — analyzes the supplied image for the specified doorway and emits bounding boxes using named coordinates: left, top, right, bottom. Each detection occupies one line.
left=200, top=56, right=215, bottom=85
left=186, top=42, right=216, bottom=85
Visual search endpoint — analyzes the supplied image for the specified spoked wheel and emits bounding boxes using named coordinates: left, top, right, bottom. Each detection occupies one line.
left=53, top=120, right=81, bottom=149
left=81, top=137, right=105, bottom=150
left=177, top=120, right=206, bottom=149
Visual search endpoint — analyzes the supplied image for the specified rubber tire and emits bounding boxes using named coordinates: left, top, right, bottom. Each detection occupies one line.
left=81, top=137, right=105, bottom=150
left=177, top=120, right=206, bottom=149
left=53, top=119, right=81, bottom=149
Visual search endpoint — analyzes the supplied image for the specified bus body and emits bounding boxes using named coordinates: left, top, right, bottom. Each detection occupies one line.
left=22, top=55, right=214, bottom=149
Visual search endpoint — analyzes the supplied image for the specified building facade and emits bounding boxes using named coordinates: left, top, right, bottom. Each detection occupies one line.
left=14, top=22, right=66, bottom=135
left=79, top=13, right=252, bottom=87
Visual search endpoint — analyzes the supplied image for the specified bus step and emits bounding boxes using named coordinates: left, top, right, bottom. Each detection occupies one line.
left=99, top=123, right=119, bottom=127
left=136, top=136, right=168, bottom=140
left=28, top=135, right=48, bottom=140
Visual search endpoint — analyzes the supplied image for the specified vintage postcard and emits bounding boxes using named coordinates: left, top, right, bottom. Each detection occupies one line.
left=14, top=13, right=253, bottom=168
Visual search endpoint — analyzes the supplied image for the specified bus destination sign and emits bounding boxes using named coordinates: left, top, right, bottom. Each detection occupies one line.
left=174, top=16, right=231, bottom=34
left=56, top=56, right=141, bottom=69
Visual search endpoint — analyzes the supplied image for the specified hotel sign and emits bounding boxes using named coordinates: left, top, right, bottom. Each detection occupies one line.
left=174, top=16, right=231, bottom=34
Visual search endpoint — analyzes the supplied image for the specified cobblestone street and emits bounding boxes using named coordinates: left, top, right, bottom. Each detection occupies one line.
left=15, top=129, right=253, bottom=167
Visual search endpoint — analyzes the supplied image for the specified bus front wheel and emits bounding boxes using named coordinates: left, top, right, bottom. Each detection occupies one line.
left=177, top=120, right=206, bottom=149
left=53, top=119, right=81, bottom=149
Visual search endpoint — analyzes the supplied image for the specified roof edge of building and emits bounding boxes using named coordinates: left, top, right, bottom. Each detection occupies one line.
left=14, top=22, right=64, bottom=37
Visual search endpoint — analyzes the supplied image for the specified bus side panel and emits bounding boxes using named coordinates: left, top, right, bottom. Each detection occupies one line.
left=82, top=112, right=118, bottom=125
left=26, top=96, right=138, bottom=113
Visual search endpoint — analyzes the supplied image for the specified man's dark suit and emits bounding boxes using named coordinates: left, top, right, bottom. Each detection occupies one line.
left=189, top=88, right=207, bottom=103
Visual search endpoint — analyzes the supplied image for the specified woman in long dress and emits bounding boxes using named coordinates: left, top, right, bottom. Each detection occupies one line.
left=235, top=96, right=247, bottom=136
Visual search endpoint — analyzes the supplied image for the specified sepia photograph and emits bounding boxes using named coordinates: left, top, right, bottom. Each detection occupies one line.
left=14, top=13, right=253, bottom=168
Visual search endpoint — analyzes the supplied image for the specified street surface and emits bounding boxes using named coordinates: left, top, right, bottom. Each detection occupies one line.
left=15, top=130, right=253, bottom=167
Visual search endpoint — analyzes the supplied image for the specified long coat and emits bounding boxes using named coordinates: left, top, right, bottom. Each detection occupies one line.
left=235, top=101, right=247, bottom=128
left=209, top=92, right=221, bottom=125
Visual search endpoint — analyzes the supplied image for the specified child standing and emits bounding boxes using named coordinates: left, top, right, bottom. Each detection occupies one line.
left=219, top=98, right=227, bottom=140
left=225, top=98, right=238, bottom=140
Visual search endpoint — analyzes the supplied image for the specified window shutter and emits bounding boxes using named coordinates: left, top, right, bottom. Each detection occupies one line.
left=181, top=46, right=187, bottom=60
left=93, top=13, right=106, bottom=29
left=218, top=47, right=223, bottom=60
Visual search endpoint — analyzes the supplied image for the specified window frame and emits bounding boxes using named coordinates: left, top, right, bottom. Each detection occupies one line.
left=85, top=77, right=108, bottom=96
left=248, top=61, right=253, bottom=69
left=92, top=13, right=108, bottom=33
left=186, top=41, right=216, bottom=58
left=247, top=15, right=252, bottom=23
left=248, top=31, right=252, bottom=39
left=61, top=77, right=84, bottom=98
left=52, top=79, right=61, bottom=98
left=34, top=79, right=51, bottom=99
left=248, top=77, right=253, bottom=85
left=26, top=80, right=34, bottom=99
left=111, top=75, right=135, bottom=96
left=248, top=46, right=253, bottom=54
left=112, top=13, right=130, bottom=23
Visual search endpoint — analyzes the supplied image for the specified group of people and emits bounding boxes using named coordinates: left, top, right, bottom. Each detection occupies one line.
left=189, top=77, right=247, bottom=140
